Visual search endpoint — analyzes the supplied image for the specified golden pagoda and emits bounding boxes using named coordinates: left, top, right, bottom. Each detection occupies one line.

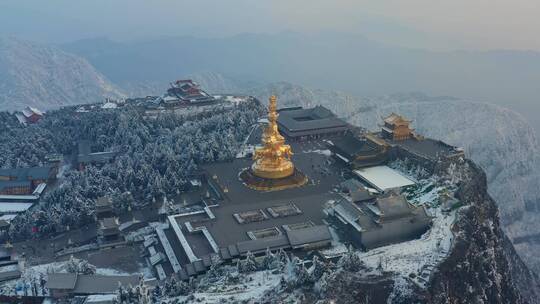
left=252, top=95, right=295, bottom=179
left=240, top=95, right=307, bottom=191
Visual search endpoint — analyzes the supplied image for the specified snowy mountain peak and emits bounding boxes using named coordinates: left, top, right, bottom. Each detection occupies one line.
left=0, top=37, right=125, bottom=111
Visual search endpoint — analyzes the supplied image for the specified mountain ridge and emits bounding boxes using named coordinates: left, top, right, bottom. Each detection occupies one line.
left=0, top=37, right=124, bottom=112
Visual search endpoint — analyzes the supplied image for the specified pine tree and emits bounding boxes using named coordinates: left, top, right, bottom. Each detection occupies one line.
left=339, top=250, right=364, bottom=272
left=241, top=251, right=258, bottom=273
left=262, top=248, right=277, bottom=270
left=309, top=255, right=327, bottom=282
left=294, top=263, right=311, bottom=287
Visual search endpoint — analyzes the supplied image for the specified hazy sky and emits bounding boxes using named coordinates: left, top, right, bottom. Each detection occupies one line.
left=1, top=0, right=540, bottom=51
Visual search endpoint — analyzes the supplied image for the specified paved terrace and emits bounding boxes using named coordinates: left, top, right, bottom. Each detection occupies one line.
left=161, top=146, right=346, bottom=270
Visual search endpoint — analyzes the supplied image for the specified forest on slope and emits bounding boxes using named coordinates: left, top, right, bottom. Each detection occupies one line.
left=0, top=100, right=262, bottom=241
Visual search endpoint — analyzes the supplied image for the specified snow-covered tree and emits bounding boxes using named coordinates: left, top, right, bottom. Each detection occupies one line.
left=339, top=250, right=364, bottom=272
left=262, top=248, right=278, bottom=270
left=240, top=251, right=259, bottom=273
left=309, top=255, right=327, bottom=282
left=65, top=256, right=97, bottom=275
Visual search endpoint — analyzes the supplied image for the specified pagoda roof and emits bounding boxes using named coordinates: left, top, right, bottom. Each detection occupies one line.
left=383, top=113, right=411, bottom=125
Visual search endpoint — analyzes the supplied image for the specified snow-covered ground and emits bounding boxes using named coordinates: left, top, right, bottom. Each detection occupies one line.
left=357, top=208, right=455, bottom=287
left=0, top=260, right=143, bottom=296
left=169, top=271, right=282, bottom=304
left=354, top=164, right=458, bottom=288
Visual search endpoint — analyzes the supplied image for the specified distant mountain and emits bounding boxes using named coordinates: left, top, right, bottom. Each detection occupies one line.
left=61, top=33, right=540, bottom=133
left=0, top=37, right=124, bottom=111
left=245, top=81, right=540, bottom=275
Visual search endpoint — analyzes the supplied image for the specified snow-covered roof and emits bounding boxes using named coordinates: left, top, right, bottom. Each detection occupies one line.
left=383, top=113, right=410, bottom=125
left=85, top=294, right=117, bottom=304
left=163, top=95, right=179, bottom=102
left=32, top=183, right=47, bottom=195
left=14, top=113, right=27, bottom=125
left=0, top=202, right=34, bottom=213
left=0, top=195, right=39, bottom=201
left=353, top=166, right=415, bottom=192
left=22, top=106, right=43, bottom=117
left=101, top=102, right=118, bottom=109
left=0, top=214, right=17, bottom=222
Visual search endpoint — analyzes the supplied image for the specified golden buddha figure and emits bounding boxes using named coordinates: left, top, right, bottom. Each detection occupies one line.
left=240, top=95, right=307, bottom=191
left=251, top=95, right=295, bottom=179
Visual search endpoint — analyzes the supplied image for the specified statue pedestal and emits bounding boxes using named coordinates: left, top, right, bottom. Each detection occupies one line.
left=239, top=168, right=308, bottom=192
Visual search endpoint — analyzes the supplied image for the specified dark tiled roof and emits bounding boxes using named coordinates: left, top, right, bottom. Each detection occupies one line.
left=202, top=255, right=212, bottom=267
left=341, top=179, right=363, bottom=193
left=219, top=248, right=231, bottom=260
left=0, top=166, right=53, bottom=181
left=286, top=225, right=332, bottom=247
left=193, top=260, right=206, bottom=273
left=78, top=140, right=117, bottom=164
left=78, top=152, right=117, bottom=163
left=73, top=275, right=140, bottom=294
left=277, top=106, right=348, bottom=134
left=236, top=235, right=289, bottom=254
left=178, top=269, right=189, bottom=281
left=185, top=264, right=196, bottom=276
left=228, top=245, right=239, bottom=257
left=101, top=218, right=119, bottom=229
left=351, top=190, right=373, bottom=203
left=335, top=199, right=362, bottom=218
left=330, top=134, right=379, bottom=158
left=96, top=196, right=113, bottom=207
left=46, top=273, right=78, bottom=290
left=376, top=195, right=413, bottom=220
left=332, top=199, right=378, bottom=231
left=0, top=181, right=31, bottom=191
left=0, top=270, right=21, bottom=282
left=390, top=138, right=458, bottom=159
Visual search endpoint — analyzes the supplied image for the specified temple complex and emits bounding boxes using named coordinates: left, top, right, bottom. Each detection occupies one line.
left=141, top=96, right=464, bottom=282
left=240, top=96, right=307, bottom=191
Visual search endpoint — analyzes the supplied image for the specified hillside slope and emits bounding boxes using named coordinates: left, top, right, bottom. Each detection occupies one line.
left=0, top=37, right=124, bottom=111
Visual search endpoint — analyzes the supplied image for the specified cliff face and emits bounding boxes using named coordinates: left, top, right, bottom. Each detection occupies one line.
left=428, top=160, right=538, bottom=303
left=309, top=161, right=539, bottom=304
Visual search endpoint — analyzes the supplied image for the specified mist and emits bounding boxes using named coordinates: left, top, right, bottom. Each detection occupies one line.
left=1, top=0, right=539, bottom=132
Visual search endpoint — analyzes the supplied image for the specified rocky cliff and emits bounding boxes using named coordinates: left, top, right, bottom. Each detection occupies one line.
left=427, top=160, right=538, bottom=303
left=311, top=160, right=539, bottom=304
left=0, top=37, right=124, bottom=111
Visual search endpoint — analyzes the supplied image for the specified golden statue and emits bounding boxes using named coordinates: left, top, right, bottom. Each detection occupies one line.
left=252, top=95, right=295, bottom=179
left=240, top=95, right=307, bottom=191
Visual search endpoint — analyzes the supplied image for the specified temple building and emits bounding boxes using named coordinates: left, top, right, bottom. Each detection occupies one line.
left=325, top=194, right=431, bottom=250
left=0, top=166, right=56, bottom=195
left=328, top=133, right=388, bottom=168
left=240, top=96, right=307, bottom=191
left=381, top=113, right=415, bottom=141
left=277, top=106, right=349, bottom=141
left=165, top=79, right=215, bottom=106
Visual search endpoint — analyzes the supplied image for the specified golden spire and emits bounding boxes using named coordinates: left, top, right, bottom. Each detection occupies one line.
left=251, top=95, right=295, bottom=179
